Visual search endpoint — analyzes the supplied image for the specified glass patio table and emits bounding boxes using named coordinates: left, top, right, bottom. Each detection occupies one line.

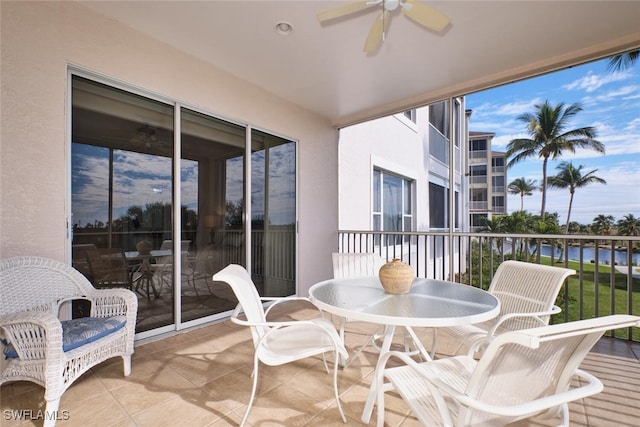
left=308, top=276, right=500, bottom=423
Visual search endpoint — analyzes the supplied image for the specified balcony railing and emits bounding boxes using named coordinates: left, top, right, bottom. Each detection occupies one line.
left=469, top=201, right=489, bottom=210
left=338, top=230, right=640, bottom=341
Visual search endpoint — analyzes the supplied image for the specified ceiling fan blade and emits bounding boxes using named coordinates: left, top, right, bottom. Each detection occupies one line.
left=317, top=0, right=373, bottom=23
left=363, top=10, right=389, bottom=53
left=402, top=0, right=449, bottom=32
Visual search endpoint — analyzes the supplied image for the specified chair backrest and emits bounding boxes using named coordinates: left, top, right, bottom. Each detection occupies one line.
left=0, top=256, right=96, bottom=315
left=212, top=264, right=267, bottom=347
left=489, top=260, right=575, bottom=329
left=157, top=240, right=191, bottom=264
left=189, top=244, right=216, bottom=274
left=460, top=315, right=640, bottom=426
left=332, top=252, right=384, bottom=278
left=86, top=248, right=130, bottom=286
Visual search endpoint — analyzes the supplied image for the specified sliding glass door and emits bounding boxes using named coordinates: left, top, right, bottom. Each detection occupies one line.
left=70, top=73, right=297, bottom=334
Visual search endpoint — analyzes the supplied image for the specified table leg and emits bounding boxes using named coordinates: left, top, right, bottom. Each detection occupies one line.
left=361, top=324, right=395, bottom=424
left=403, top=326, right=432, bottom=362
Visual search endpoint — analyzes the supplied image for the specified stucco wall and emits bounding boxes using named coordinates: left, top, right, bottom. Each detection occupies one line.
left=338, top=113, right=430, bottom=231
left=0, top=1, right=338, bottom=295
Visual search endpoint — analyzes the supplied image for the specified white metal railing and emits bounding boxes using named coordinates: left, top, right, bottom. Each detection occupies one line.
left=338, top=230, right=640, bottom=341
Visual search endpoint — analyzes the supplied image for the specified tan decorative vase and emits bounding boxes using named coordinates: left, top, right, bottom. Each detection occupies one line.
left=378, top=258, right=415, bottom=294
left=136, top=240, right=152, bottom=255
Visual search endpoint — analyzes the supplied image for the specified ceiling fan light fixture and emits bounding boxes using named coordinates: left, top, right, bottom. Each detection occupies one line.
left=274, top=21, right=293, bottom=35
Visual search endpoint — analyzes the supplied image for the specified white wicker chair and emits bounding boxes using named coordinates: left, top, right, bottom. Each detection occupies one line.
left=332, top=253, right=428, bottom=366
left=435, top=260, right=575, bottom=356
left=0, top=256, right=137, bottom=427
left=213, top=264, right=348, bottom=426
left=375, top=315, right=640, bottom=427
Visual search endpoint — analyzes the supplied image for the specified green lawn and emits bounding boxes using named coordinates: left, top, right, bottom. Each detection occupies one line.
left=541, top=257, right=640, bottom=340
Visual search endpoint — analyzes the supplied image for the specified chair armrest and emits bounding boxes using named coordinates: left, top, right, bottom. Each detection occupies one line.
left=0, top=311, right=63, bottom=361
left=446, top=370, right=602, bottom=418
left=375, top=352, right=602, bottom=423
left=87, top=288, right=139, bottom=319
left=229, top=304, right=347, bottom=359
left=487, top=305, right=562, bottom=337
left=261, top=296, right=323, bottom=318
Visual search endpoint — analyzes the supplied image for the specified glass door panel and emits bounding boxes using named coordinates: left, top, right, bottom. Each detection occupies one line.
left=251, top=129, right=296, bottom=297
left=71, top=75, right=174, bottom=333
left=180, top=108, right=246, bottom=322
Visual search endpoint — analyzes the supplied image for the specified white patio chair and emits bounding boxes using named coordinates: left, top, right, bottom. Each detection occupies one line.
left=181, top=244, right=217, bottom=297
left=212, top=264, right=348, bottom=426
left=332, top=253, right=429, bottom=366
left=435, top=260, right=575, bottom=356
left=375, top=314, right=640, bottom=427
left=0, top=256, right=137, bottom=427
left=151, top=240, right=191, bottom=296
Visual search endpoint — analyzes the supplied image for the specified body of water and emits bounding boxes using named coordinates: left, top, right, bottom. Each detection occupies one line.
left=539, top=244, right=640, bottom=266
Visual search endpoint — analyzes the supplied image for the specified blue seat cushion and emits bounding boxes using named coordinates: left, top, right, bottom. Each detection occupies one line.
left=2, top=315, right=127, bottom=359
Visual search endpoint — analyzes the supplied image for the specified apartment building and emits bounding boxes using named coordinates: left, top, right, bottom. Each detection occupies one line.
left=338, top=100, right=467, bottom=278
left=468, top=131, right=507, bottom=230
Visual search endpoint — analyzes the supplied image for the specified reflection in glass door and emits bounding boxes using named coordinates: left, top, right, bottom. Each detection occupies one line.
left=251, top=129, right=296, bottom=297
left=179, top=108, right=246, bottom=322
left=71, top=74, right=298, bottom=335
left=71, top=75, right=175, bottom=333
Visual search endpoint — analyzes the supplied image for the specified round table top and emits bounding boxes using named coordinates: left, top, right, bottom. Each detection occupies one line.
left=309, top=277, right=500, bottom=327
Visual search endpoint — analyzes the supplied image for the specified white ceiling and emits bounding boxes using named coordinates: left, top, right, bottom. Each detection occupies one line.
left=82, top=1, right=640, bottom=127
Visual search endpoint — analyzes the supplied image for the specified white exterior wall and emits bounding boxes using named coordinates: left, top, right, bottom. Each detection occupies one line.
left=0, top=2, right=338, bottom=296
left=338, top=105, right=467, bottom=279
left=339, top=113, right=431, bottom=232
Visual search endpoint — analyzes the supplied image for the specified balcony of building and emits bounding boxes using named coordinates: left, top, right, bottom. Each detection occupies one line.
left=2, top=295, right=639, bottom=427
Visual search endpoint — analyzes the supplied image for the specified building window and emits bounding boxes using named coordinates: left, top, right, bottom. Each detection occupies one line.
left=428, top=182, right=459, bottom=229
left=492, top=175, right=505, bottom=192
left=403, top=109, right=416, bottom=123
left=470, top=139, right=487, bottom=151
left=429, top=101, right=449, bottom=137
left=471, top=214, right=488, bottom=228
left=373, top=169, right=413, bottom=237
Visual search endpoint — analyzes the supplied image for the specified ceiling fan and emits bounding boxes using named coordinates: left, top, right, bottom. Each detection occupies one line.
left=317, top=0, right=450, bottom=53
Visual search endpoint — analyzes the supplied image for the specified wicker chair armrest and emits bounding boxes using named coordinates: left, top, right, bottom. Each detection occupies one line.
left=0, top=311, right=63, bottom=361
left=86, top=288, right=139, bottom=319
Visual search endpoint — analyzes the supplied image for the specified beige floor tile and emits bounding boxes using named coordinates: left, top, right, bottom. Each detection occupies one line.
left=200, top=366, right=282, bottom=412
left=110, top=367, right=196, bottom=415
left=58, top=392, right=129, bottom=426
left=132, top=389, right=227, bottom=427
left=241, top=382, right=327, bottom=427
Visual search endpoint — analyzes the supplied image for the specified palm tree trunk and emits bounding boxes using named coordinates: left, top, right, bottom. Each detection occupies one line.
left=540, top=156, right=548, bottom=217
left=565, top=191, right=574, bottom=233
left=520, top=194, right=524, bottom=211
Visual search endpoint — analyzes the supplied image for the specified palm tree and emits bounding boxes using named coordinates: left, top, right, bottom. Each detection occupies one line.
left=617, top=214, right=640, bottom=236
left=607, top=50, right=639, bottom=71
left=506, top=100, right=604, bottom=218
left=547, top=162, right=606, bottom=233
left=592, top=214, right=615, bottom=235
left=508, top=177, right=537, bottom=211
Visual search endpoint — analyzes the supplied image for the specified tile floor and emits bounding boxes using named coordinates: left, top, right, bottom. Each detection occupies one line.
left=2, top=301, right=639, bottom=427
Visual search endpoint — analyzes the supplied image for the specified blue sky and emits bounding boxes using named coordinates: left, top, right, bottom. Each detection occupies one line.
left=466, top=56, right=640, bottom=225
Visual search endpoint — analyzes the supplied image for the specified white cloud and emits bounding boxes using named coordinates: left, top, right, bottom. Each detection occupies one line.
left=582, top=84, right=640, bottom=105
left=563, top=70, right=633, bottom=93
